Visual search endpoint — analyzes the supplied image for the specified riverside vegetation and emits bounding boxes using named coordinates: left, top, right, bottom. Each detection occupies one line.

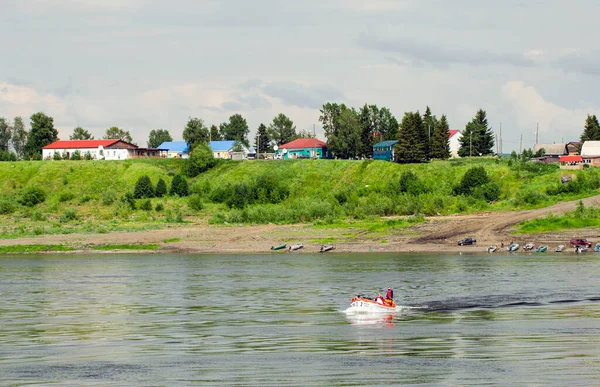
left=0, top=157, right=599, bottom=239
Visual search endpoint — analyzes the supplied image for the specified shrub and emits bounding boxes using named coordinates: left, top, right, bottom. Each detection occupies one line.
left=84, top=151, right=92, bottom=160
left=454, top=166, right=490, bottom=196
left=60, top=208, right=78, bottom=223
left=0, top=150, right=17, bottom=161
left=155, top=202, right=164, bottom=212
left=70, top=150, right=82, bottom=160
left=120, top=192, right=136, bottom=210
left=139, top=198, right=153, bottom=211
left=0, top=199, right=15, bottom=214
left=515, top=189, right=548, bottom=206
left=170, top=174, right=189, bottom=197
left=155, top=178, right=167, bottom=198
left=188, top=194, right=204, bottom=211
left=78, top=194, right=92, bottom=204
left=398, top=170, right=428, bottom=195
left=184, top=142, right=218, bottom=177
left=101, top=189, right=117, bottom=206
left=53, top=152, right=62, bottom=161
left=472, top=182, right=501, bottom=202
left=59, top=192, right=76, bottom=203
left=134, top=175, right=155, bottom=199
left=17, top=187, right=46, bottom=207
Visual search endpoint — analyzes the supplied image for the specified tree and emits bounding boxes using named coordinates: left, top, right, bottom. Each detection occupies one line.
left=431, top=114, right=451, bottom=160
left=458, top=109, right=494, bottom=157
left=11, top=117, right=28, bottom=159
left=155, top=178, right=167, bottom=198
left=183, top=118, right=209, bottom=150
left=320, top=103, right=362, bottom=159
left=395, top=112, right=426, bottom=163
left=134, top=175, right=155, bottom=199
left=70, top=127, right=94, bottom=140
left=267, top=113, right=296, bottom=147
left=422, top=106, right=438, bottom=159
left=580, top=114, right=600, bottom=142
left=147, top=129, right=172, bottom=148
left=454, top=166, right=490, bottom=195
left=254, top=123, right=271, bottom=154
left=184, top=142, right=217, bottom=178
left=209, top=124, right=222, bottom=141
left=0, top=118, right=11, bottom=151
left=220, top=114, right=250, bottom=146
left=359, top=104, right=378, bottom=158
left=24, top=112, right=58, bottom=158
left=297, top=129, right=315, bottom=138
left=103, top=126, right=133, bottom=143
left=170, top=174, right=189, bottom=197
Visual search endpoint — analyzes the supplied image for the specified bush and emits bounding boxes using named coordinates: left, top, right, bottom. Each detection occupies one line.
left=454, top=166, right=490, bottom=196
left=170, top=175, right=189, bottom=197
left=134, top=175, right=155, bottom=199
left=398, top=170, right=428, bottom=195
left=17, top=187, right=46, bottom=207
left=515, top=189, right=548, bottom=206
left=472, top=182, right=501, bottom=202
left=53, top=152, right=62, bottom=161
left=188, top=194, right=204, bottom=211
left=139, top=198, right=153, bottom=211
left=101, top=189, right=117, bottom=206
left=0, top=199, right=15, bottom=214
left=78, top=194, right=92, bottom=204
left=155, top=202, right=164, bottom=212
left=184, top=142, right=218, bottom=177
left=60, top=208, right=78, bottom=223
left=155, top=178, right=167, bottom=198
left=84, top=151, right=92, bottom=160
left=70, top=150, right=82, bottom=160
left=120, top=192, right=136, bottom=210
left=59, top=192, right=76, bottom=203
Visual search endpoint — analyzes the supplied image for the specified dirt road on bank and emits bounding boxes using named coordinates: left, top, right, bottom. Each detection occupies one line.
left=2, top=194, right=600, bottom=254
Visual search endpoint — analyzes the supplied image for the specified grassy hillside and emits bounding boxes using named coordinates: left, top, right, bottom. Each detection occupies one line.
left=0, top=157, right=599, bottom=238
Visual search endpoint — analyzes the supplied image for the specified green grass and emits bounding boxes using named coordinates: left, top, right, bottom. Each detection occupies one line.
left=0, top=244, right=75, bottom=254
left=90, top=243, right=160, bottom=251
left=516, top=202, right=600, bottom=234
left=163, top=238, right=181, bottom=243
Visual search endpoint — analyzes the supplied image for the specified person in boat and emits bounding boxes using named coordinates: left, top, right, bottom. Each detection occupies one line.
left=386, top=287, right=393, bottom=300
left=375, top=293, right=385, bottom=304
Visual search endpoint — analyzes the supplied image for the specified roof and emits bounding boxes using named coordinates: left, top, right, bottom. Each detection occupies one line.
left=559, top=155, right=583, bottom=162
left=209, top=140, right=240, bottom=152
left=279, top=138, right=327, bottom=149
left=374, top=140, right=399, bottom=148
left=581, top=141, right=600, bottom=156
left=533, top=143, right=567, bottom=156
left=42, top=139, right=120, bottom=149
left=158, top=141, right=189, bottom=153
left=449, top=130, right=460, bottom=138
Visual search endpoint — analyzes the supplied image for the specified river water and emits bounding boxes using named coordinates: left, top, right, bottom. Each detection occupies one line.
left=1, top=253, right=599, bottom=386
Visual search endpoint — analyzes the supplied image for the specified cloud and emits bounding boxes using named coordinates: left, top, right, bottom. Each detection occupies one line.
left=263, top=82, right=344, bottom=109
left=358, top=32, right=535, bottom=68
left=554, top=49, right=600, bottom=76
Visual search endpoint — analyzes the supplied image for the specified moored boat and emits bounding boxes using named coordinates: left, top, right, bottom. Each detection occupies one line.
left=576, top=246, right=587, bottom=254
left=487, top=245, right=497, bottom=253
left=507, top=243, right=519, bottom=252
left=555, top=245, right=565, bottom=252
left=289, top=243, right=304, bottom=251
left=536, top=245, right=548, bottom=253
left=524, top=243, right=535, bottom=251
left=594, top=243, right=600, bottom=252
left=271, top=243, right=286, bottom=251
left=320, top=245, right=335, bottom=253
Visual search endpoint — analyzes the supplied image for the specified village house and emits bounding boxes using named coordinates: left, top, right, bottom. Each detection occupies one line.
left=276, top=138, right=328, bottom=159
left=42, top=140, right=167, bottom=160
left=209, top=140, right=253, bottom=160
left=449, top=130, right=461, bottom=158
left=158, top=141, right=190, bottom=158
left=373, top=140, right=399, bottom=161
left=533, top=143, right=568, bottom=163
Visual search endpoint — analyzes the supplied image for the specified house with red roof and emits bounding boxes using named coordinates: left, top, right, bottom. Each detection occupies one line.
left=276, top=138, right=328, bottom=160
left=42, top=139, right=167, bottom=160
left=449, top=130, right=461, bottom=158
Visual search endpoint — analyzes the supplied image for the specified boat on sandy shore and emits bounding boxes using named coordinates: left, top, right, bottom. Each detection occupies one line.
left=536, top=245, right=548, bottom=253
left=507, top=243, right=519, bottom=252
left=555, top=245, right=565, bottom=252
left=487, top=245, right=497, bottom=253
left=271, top=243, right=286, bottom=251
left=320, top=245, right=335, bottom=253
left=289, top=243, right=304, bottom=251
left=524, top=243, right=535, bottom=251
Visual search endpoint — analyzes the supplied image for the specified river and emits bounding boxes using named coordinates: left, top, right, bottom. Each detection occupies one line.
left=0, top=253, right=599, bottom=386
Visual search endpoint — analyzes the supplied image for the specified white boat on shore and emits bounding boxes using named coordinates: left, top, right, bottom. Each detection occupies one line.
left=289, top=243, right=304, bottom=251
left=555, top=245, right=565, bottom=252
left=487, top=245, right=497, bottom=253
left=507, top=243, right=519, bottom=252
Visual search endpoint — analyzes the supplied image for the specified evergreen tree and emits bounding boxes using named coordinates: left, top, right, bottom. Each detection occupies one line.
left=220, top=114, right=250, bottom=146
left=267, top=113, right=296, bottom=147
left=379, top=107, right=399, bottom=141
left=209, top=125, right=222, bottom=141
left=0, top=118, right=11, bottom=151
left=580, top=114, right=600, bottom=142
left=134, top=175, right=155, bottom=199
left=24, top=112, right=58, bottom=158
left=155, top=178, right=167, bottom=198
left=431, top=114, right=451, bottom=160
left=395, top=112, right=426, bottom=163
left=183, top=118, right=209, bottom=150
left=254, top=123, right=270, bottom=154
left=458, top=109, right=494, bottom=157
left=359, top=104, right=378, bottom=158
left=11, top=117, right=28, bottom=159
left=422, top=106, right=438, bottom=159
left=70, top=127, right=94, bottom=140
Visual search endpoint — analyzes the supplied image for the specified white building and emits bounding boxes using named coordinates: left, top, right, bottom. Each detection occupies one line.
left=449, top=130, right=461, bottom=158
left=42, top=140, right=166, bottom=160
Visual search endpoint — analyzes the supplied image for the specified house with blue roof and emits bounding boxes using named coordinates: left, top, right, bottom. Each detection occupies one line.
left=158, top=141, right=190, bottom=158
left=373, top=140, right=399, bottom=161
left=209, top=140, right=253, bottom=160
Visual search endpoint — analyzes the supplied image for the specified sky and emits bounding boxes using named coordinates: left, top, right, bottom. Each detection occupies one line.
left=1, top=0, right=600, bottom=151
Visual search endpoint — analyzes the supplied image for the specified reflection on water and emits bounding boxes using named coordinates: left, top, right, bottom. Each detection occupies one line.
left=0, top=253, right=599, bottom=386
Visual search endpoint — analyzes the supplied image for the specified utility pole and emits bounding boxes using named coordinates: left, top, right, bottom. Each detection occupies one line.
left=499, top=122, right=502, bottom=156
left=536, top=122, right=539, bottom=144
left=519, top=134, right=523, bottom=155
left=313, top=124, right=316, bottom=159
left=470, top=131, right=472, bottom=158
left=496, top=134, right=499, bottom=155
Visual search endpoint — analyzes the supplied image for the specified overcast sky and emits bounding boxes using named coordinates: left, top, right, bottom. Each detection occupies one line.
left=2, top=0, right=600, bottom=151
